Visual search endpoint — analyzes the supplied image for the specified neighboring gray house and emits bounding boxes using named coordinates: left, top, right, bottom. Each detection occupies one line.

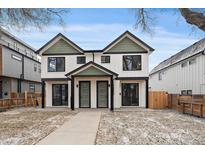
left=0, top=27, right=41, bottom=99
left=149, top=38, right=205, bottom=95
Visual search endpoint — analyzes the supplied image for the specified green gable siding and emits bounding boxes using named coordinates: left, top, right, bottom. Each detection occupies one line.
left=76, top=66, right=109, bottom=76
left=106, top=37, right=146, bottom=53
left=43, top=39, right=81, bottom=55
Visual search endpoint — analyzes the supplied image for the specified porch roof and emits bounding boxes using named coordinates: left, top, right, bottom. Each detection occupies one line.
left=65, top=61, right=119, bottom=77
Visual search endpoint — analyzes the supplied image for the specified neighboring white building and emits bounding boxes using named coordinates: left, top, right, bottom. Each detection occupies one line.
left=37, top=31, right=154, bottom=110
left=0, top=27, right=41, bottom=99
left=149, top=38, right=205, bottom=95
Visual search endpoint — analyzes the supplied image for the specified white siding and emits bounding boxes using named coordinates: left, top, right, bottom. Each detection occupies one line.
left=149, top=54, right=205, bottom=94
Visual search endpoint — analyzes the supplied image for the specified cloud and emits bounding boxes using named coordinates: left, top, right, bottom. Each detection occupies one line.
left=6, top=23, right=202, bottom=71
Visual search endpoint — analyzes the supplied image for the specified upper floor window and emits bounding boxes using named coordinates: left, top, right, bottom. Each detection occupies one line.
left=158, top=72, right=162, bottom=80
left=101, top=56, right=110, bottom=63
left=34, top=64, right=37, bottom=72
left=77, top=56, right=86, bottom=64
left=48, top=57, right=65, bottom=72
left=189, top=58, right=196, bottom=65
left=123, top=55, right=141, bottom=71
left=29, top=83, right=35, bottom=92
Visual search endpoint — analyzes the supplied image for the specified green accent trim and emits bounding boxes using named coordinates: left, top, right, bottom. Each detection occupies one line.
left=43, top=39, right=82, bottom=55
left=76, top=66, right=109, bottom=76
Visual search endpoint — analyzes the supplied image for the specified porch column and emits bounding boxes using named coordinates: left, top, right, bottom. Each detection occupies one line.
left=145, top=79, right=149, bottom=108
left=41, top=81, right=45, bottom=108
left=71, top=75, right=75, bottom=110
left=110, top=76, right=114, bottom=111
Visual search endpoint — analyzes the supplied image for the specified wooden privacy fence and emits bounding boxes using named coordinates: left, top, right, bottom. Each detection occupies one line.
left=149, top=91, right=205, bottom=117
left=0, top=91, right=42, bottom=111
left=149, top=91, right=168, bottom=109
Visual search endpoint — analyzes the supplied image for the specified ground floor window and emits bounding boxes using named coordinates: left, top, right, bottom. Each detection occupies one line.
left=52, top=84, right=68, bottom=106
left=29, top=83, right=35, bottom=92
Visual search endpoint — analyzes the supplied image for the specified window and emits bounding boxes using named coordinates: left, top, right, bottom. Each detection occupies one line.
left=38, top=65, right=41, bottom=73
left=181, top=62, right=187, bottom=68
left=123, top=55, right=141, bottom=71
left=187, top=90, right=192, bottom=95
left=181, top=90, right=187, bottom=95
left=189, top=58, right=196, bottom=65
left=101, top=56, right=110, bottom=63
left=14, top=42, right=18, bottom=50
left=34, top=64, right=37, bottom=72
left=29, top=83, right=35, bottom=92
left=77, top=56, right=86, bottom=64
left=48, top=57, right=65, bottom=72
left=11, top=54, right=22, bottom=61
left=158, top=72, right=162, bottom=80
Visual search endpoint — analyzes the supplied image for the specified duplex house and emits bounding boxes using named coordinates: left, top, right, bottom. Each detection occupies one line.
left=149, top=38, right=205, bottom=95
left=0, top=27, right=41, bottom=99
left=37, top=31, right=154, bottom=110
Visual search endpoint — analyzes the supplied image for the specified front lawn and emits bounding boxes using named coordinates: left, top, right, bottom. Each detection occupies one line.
left=96, top=109, right=205, bottom=144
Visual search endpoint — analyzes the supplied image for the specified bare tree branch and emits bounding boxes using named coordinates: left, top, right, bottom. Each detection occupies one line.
left=179, top=8, right=205, bottom=32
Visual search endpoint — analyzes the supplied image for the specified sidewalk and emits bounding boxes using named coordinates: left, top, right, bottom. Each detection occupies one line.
left=37, top=111, right=101, bottom=145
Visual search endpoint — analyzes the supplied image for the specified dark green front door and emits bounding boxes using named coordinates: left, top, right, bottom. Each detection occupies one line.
left=122, top=83, right=139, bottom=106
left=79, top=81, right=91, bottom=108
left=97, top=81, right=108, bottom=108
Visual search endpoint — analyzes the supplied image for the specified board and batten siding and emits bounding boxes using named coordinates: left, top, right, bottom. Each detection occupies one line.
left=149, top=53, right=205, bottom=94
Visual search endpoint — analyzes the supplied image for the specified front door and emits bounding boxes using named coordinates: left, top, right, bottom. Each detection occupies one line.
left=122, top=83, right=139, bottom=106
left=97, top=81, right=108, bottom=108
left=79, top=81, right=91, bottom=108
left=52, top=84, right=68, bottom=106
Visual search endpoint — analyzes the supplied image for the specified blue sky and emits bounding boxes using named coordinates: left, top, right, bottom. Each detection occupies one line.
left=8, top=8, right=205, bottom=70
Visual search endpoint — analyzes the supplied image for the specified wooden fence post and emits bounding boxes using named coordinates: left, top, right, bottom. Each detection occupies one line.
left=25, top=91, right=27, bottom=107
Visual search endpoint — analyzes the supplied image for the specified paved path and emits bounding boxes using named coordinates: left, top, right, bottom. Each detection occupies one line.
left=37, top=111, right=101, bottom=145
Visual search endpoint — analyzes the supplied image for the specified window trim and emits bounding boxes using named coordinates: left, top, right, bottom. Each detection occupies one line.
left=29, top=83, right=35, bottom=93
left=101, top=56, right=110, bottom=63
left=122, top=55, right=142, bottom=71
left=77, top=56, right=86, bottom=64
left=48, top=57, right=65, bottom=72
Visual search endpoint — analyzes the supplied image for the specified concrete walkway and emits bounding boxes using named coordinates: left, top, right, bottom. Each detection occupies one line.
left=37, top=111, right=101, bottom=145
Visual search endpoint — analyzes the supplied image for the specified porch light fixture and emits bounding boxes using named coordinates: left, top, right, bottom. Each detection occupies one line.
left=76, top=84, right=78, bottom=88
left=108, top=84, right=110, bottom=87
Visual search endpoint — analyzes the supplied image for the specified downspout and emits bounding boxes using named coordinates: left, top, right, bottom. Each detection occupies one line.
left=92, top=52, right=95, bottom=62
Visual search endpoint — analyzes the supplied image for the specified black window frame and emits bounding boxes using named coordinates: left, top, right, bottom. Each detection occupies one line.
left=29, top=83, right=35, bottom=93
left=48, top=57, right=65, bottom=72
left=101, top=56, right=110, bottom=63
left=123, top=55, right=142, bottom=71
left=77, top=56, right=86, bottom=64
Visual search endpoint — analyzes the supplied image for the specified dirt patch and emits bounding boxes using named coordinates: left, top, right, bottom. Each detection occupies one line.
left=0, top=108, right=76, bottom=145
left=96, top=109, right=205, bottom=145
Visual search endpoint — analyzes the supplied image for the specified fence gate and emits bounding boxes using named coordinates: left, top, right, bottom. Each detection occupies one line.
left=149, top=91, right=168, bottom=109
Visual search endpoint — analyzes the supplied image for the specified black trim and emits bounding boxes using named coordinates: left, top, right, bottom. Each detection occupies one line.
left=37, top=33, right=84, bottom=54
left=103, top=51, right=148, bottom=54
left=42, top=81, right=45, bottom=108
left=71, top=76, right=74, bottom=110
left=150, top=50, right=204, bottom=75
left=84, top=50, right=102, bottom=53
left=65, top=61, right=118, bottom=76
left=116, top=77, right=149, bottom=80
left=42, top=78, right=69, bottom=81
left=79, top=81, right=91, bottom=108
left=103, top=31, right=154, bottom=52
left=2, top=45, right=41, bottom=64
left=145, top=79, right=149, bottom=108
left=110, top=76, right=114, bottom=111
left=96, top=81, right=109, bottom=108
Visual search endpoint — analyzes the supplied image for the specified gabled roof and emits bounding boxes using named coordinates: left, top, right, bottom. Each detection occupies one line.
left=37, top=31, right=154, bottom=55
left=37, top=33, right=84, bottom=55
left=103, top=31, right=154, bottom=53
left=150, top=37, right=205, bottom=75
left=65, top=61, right=119, bottom=77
